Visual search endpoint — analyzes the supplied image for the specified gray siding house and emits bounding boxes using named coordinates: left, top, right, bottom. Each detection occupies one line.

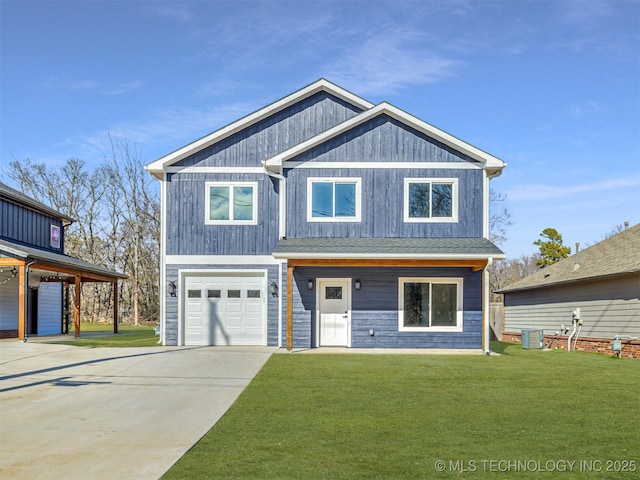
left=146, top=79, right=506, bottom=351
left=499, top=224, right=640, bottom=357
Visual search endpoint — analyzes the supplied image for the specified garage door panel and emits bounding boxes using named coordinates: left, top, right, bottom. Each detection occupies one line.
left=183, top=273, right=265, bottom=346
left=226, top=302, right=242, bottom=314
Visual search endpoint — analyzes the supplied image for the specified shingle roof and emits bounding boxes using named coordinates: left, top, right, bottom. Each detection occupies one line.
left=498, top=223, right=640, bottom=293
left=273, top=237, right=505, bottom=259
left=0, top=181, right=74, bottom=223
left=0, top=238, right=127, bottom=280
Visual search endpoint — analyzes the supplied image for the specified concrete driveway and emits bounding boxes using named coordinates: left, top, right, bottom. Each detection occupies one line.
left=0, top=340, right=275, bottom=479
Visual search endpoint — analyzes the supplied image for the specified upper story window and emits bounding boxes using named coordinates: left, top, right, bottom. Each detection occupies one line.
left=205, top=182, right=257, bottom=225
left=307, top=177, right=361, bottom=222
left=404, top=178, right=458, bottom=223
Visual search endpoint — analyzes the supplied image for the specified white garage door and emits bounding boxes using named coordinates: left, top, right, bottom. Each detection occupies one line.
left=183, top=272, right=266, bottom=346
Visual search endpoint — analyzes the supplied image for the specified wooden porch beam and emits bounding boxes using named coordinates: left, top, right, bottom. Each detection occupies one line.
left=0, top=258, right=27, bottom=266
left=286, top=265, right=294, bottom=351
left=17, top=265, right=26, bottom=341
left=287, top=258, right=488, bottom=269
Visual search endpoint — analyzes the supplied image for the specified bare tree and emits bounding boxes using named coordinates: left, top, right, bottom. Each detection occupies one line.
left=9, top=142, right=160, bottom=325
left=104, top=136, right=160, bottom=325
left=489, top=189, right=512, bottom=246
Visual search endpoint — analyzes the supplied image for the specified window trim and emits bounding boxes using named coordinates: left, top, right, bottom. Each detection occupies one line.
left=205, top=181, right=258, bottom=225
left=306, top=177, right=361, bottom=222
left=398, top=277, right=464, bottom=332
left=403, top=178, right=458, bottom=223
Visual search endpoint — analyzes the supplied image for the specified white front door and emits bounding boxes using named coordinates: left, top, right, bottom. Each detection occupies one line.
left=318, top=278, right=350, bottom=347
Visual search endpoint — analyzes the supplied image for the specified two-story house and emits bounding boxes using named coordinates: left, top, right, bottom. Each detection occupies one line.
left=146, top=79, right=506, bottom=351
left=0, top=182, right=126, bottom=339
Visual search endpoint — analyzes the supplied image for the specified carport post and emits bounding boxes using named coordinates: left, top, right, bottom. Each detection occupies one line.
left=74, top=276, right=81, bottom=337
left=113, top=280, right=118, bottom=334
left=18, top=265, right=26, bottom=341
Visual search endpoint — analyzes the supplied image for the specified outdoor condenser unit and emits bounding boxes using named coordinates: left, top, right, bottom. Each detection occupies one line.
left=521, top=329, right=544, bottom=349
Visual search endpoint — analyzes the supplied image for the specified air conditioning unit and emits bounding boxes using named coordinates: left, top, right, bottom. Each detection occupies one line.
left=521, top=329, right=544, bottom=349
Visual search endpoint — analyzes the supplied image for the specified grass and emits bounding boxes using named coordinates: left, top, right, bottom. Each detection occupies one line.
left=52, top=322, right=159, bottom=347
left=163, top=343, right=639, bottom=479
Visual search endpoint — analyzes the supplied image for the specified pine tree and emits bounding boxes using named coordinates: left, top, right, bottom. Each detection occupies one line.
left=533, top=228, right=571, bottom=267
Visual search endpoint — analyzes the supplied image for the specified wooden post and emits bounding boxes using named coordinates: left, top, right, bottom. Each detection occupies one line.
left=18, top=265, right=26, bottom=340
left=74, top=276, right=81, bottom=337
left=286, top=265, right=294, bottom=351
left=113, top=280, right=118, bottom=334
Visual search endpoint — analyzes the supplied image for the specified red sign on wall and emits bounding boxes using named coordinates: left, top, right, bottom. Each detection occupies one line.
left=51, top=225, right=60, bottom=249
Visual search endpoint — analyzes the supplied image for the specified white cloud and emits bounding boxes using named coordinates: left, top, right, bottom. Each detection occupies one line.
left=55, top=101, right=260, bottom=163
left=42, top=76, right=142, bottom=96
left=567, top=100, right=602, bottom=118
left=325, top=31, right=461, bottom=96
left=509, top=175, right=640, bottom=201
left=559, top=0, right=616, bottom=28
left=153, top=3, right=194, bottom=23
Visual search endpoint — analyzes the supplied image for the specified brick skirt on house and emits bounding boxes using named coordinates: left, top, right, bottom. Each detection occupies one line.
left=502, top=332, right=639, bottom=359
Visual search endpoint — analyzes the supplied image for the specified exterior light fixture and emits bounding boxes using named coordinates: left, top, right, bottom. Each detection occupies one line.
left=168, top=281, right=177, bottom=297
left=354, top=279, right=361, bottom=290
left=270, top=281, right=279, bottom=297
left=307, top=279, right=313, bottom=290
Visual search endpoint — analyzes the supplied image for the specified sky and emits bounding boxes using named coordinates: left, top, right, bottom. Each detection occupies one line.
left=1, top=0, right=639, bottom=258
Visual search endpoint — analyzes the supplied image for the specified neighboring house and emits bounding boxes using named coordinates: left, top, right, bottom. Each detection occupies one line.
left=145, top=79, right=506, bottom=351
left=0, top=181, right=126, bottom=339
left=498, top=224, right=640, bottom=358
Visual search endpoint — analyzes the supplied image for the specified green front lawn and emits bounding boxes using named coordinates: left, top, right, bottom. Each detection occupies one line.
left=52, top=322, right=158, bottom=347
left=164, top=343, right=639, bottom=479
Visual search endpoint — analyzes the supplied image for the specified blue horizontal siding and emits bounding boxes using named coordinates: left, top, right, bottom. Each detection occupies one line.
left=283, top=266, right=483, bottom=349
left=285, top=168, right=483, bottom=238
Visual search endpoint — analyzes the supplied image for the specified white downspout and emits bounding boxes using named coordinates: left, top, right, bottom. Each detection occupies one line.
left=263, top=164, right=286, bottom=240
left=264, top=164, right=286, bottom=348
left=484, top=256, right=493, bottom=354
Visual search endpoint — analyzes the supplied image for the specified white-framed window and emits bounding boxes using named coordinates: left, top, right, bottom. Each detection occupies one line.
left=404, top=178, right=458, bottom=223
left=398, top=277, right=463, bottom=332
left=205, top=182, right=258, bottom=225
left=307, top=177, right=361, bottom=222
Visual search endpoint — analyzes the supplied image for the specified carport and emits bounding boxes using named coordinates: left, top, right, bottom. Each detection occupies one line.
left=0, top=238, right=127, bottom=340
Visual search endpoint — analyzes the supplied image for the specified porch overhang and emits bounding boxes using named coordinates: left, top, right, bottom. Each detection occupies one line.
left=273, top=237, right=505, bottom=264
left=274, top=237, right=504, bottom=351
left=0, top=238, right=127, bottom=340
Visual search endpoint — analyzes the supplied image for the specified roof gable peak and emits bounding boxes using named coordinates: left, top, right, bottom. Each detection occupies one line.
left=145, top=79, right=373, bottom=177
left=265, top=101, right=506, bottom=172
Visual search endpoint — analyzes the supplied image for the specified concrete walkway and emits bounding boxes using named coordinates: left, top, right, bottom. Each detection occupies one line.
left=0, top=341, right=275, bottom=479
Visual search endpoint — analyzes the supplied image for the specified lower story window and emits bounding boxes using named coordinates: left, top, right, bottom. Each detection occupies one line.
left=398, top=278, right=463, bottom=332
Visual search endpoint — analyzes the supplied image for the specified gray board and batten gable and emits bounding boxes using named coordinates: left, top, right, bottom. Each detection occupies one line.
left=172, top=91, right=365, bottom=169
